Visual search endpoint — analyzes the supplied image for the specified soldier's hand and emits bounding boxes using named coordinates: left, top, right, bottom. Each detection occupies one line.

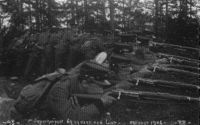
left=114, top=81, right=132, bottom=90
left=70, top=96, right=80, bottom=109
left=101, top=92, right=116, bottom=107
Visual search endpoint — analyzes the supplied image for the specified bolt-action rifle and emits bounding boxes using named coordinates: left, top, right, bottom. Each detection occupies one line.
left=129, top=78, right=200, bottom=92
left=151, top=42, right=200, bottom=52
left=156, top=64, right=200, bottom=74
left=157, top=53, right=200, bottom=64
left=148, top=65, right=199, bottom=77
left=74, top=89, right=200, bottom=104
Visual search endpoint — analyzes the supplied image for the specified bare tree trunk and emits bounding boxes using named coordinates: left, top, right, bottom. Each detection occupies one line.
left=40, top=0, right=45, bottom=30
left=84, top=0, right=88, bottom=32
left=165, top=0, right=168, bottom=40
left=47, top=0, right=52, bottom=28
left=154, top=0, right=159, bottom=36
left=109, top=0, right=114, bottom=40
left=102, top=0, right=106, bottom=23
left=123, top=0, right=125, bottom=33
left=71, top=0, right=75, bottom=26
left=75, top=0, right=78, bottom=26
left=29, top=0, right=32, bottom=31
left=35, top=0, right=40, bottom=31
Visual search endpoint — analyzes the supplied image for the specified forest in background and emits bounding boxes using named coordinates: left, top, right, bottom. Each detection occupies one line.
left=0, top=0, right=199, bottom=77
left=0, top=1, right=199, bottom=123
left=0, top=0, right=199, bottom=47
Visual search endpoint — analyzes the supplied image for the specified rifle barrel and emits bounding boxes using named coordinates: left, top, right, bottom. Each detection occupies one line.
left=112, top=90, right=200, bottom=103
left=130, top=78, right=200, bottom=91
left=163, top=64, right=200, bottom=74
left=157, top=53, right=200, bottom=63
left=152, top=42, right=200, bottom=52
left=148, top=66, right=199, bottom=77
left=74, top=90, right=200, bottom=104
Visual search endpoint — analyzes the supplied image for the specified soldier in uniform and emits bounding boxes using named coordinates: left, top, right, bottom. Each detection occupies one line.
left=45, top=60, right=131, bottom=121
left=12, top=52, right=132, bottom=121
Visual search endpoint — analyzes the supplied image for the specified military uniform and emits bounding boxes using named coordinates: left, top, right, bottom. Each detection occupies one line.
left=46, top=74, right=104, bottom=121
left=44, top=55, right=135, bottom=121
left=45, top=60, right=113, bottom=121
left=13, top=58, right=132, bottom=121
left=13, top=61, right=107, bottom=121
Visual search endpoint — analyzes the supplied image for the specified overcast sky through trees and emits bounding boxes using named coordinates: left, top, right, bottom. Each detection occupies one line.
left=54, top=0, right=200, bottom=16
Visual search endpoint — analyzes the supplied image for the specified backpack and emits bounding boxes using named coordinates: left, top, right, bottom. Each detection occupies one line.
left=14, top=69, right=65, bottom=116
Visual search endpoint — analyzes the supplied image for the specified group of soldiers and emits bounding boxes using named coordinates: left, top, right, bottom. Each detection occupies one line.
left=4, top=27, right=199, bottom=122
left=2, top=27, right=199, bottom=124
left=10, top=30, right=156, bottom=122
left=1, top=29, right=106, bottom=79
